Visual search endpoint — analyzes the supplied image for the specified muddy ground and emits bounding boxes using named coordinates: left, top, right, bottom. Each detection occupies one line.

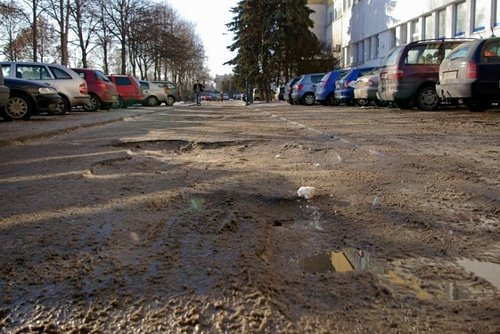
left=0, top=101, right=499, bottom=333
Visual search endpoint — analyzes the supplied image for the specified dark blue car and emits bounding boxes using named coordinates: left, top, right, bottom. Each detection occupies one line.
left=315, top=69, right=348, bottom=106
left=334, top=67, right=378, bottom=105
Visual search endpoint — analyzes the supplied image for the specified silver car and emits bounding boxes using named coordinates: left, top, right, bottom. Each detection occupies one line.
left=290, top=73, right=325, bottom=105
left=1, top=61, right=90, bottom=114
left=139, top=80, right=179, bottom=106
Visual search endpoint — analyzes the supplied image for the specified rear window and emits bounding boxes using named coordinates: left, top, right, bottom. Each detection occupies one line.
left=95, top=70, right=111, bottom=82
left=405, top=43, right=442, bottom=65
left=140, top=82, right=149, bottom=89
left=114, top=77, right=132, bottom=86
left=311, top=75, right=324, bottom=83
left=382, top=45, right=405, bottom=66
left=49, top=66, right=72, bottom=79
left=447, top=44, right=473, bottom=60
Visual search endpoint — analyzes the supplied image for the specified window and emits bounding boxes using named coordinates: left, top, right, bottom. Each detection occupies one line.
left=390, top=28, right=397, bottom=48
left=411, top=20, right=420, bottom=42
left=424, top=15, right=435, bottom=39
left=371, top=35, right=379, bottom=58
left=334, top=1, right=342, bottom=20
left=481, top=40, right=500, bottom=63
left=405, top=44, right=441, bottom=65
left=17, top=65, right=51, bottom=80
left=115, top=77, right=132, bottom=86
left=438, top=9, right=447, bottom=38
left=473, top=0, right=488, bottom=32
left=455, top=2, right=466, bottom=36
left=400, top=24, right=408, bottom=45
left=49, top=66, right=72, bottom=79
left=496, top=0, right=500, bottom=26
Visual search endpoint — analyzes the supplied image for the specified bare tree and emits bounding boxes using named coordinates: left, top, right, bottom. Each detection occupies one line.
left=69, top=0, right=99, bottom=67
left=41, top=0, right=70, bottom=65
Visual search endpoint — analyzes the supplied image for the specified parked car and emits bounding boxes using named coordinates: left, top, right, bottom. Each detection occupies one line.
left=377, top=38, right=473, bottom=111
left=1, top=78, right=62, bottom=120
left=139, top=80, right=179, bottom=106
left=107, top=74, right=143, bottom=108
left=284, top=77, right=300, bottom=104
left=315, top=69, right=349, bottom=106
left=334, top=67, right=377, bottom=106
left=1, top=61, right=90, bottom=114
left=291, top=73, right=325, bottom=105
left=253, top=88, right=275, bottom=102
left=0, top=69, right=9, bottom=111
left=71, top=68, right=118, bottom=111
left=436, top=37, right=500, bottom=112
left=353, top=68, right=388, bottom=107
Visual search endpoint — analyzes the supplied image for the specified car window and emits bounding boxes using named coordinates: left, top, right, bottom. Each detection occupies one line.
left=1, top=65, right=11, bottom=78
left=115, top=77, right=132, bottom=86
left=447, top=44, right=472, bottom=60
left=49, top=66, right=72, bottom=79
left=17, top=65, right=52, bottom=80
left=76, top=71, right=87, bottom=79
left=312, top=75, right=324, bottom=83
left=382, top=45, right=405, bottom=66
left=95, top=70, right=111, bottom=82
left=481, top=40, right=500, bottom=63
left=359, top=68, right=376, bottom=76
left=140, top=82, right=149, bottom=89
left=166, top=83, right=176, bottom=89
left=405, top=43, right=441, bottom=65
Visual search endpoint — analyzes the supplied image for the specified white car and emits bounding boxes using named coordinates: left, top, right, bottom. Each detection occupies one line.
left=1, top=61, right=90, bottom=114
left=139, top=80, right=179, bottom=106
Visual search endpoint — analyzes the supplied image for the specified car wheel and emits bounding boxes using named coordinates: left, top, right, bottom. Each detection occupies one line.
left=346, top=100, right=356, bottom=106
left=355, top=98, right=370, bottom=107
left=374, top=99, right=388, bottom=107
left=166, top=96, right=175, bottom=106
left=2, top=93, right=32, bottom=120
left=327, top=94, right=340, bottom=106
left=84, top=94, right=100, bottom=112
left=465, top=101, right=489, bottom=112
left=302, top=93, right=315, bottom=106
left=145, top=95, right=159, bottom=107
left=50, top=95, right=70, bottom=115
left=113, top=96, right=126, bottom=109
left=416, top=85, right=440, bottom=111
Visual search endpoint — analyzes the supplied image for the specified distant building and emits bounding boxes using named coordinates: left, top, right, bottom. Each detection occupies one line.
left=308, top=0, right=500, bottom=69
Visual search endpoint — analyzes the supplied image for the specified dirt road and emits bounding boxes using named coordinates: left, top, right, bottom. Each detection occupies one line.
left=0, top=102, right=499, bottom=333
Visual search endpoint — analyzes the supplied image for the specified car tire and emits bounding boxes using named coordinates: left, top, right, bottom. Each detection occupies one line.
left=50, top=95, right=70, bottom=115
left=346, top=100, right=356, bottom=106
left=145, top=95, right=159, bottom=107
left=374, top=99, right=388, bottom=107
left=166, top=96, right=175, bottom=106
left=355, top=98, right=370, bottom=107
left=416, top=85, right=440, bottom=111
left=465, top=101, right=489, bottom=112
left=2, top=93, right=32, bottom=120
left=327, top=94, right=340, bottom=106
left=84, top=94, right=100, bottom=112
left=302, top=93, right=315, bottom=106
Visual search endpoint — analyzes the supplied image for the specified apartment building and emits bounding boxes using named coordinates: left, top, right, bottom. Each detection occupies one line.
left=309, top=0, right=500, bottom=69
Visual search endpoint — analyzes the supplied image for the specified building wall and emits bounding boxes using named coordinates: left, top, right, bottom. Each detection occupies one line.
left=309, top=0, right=500, bottom=69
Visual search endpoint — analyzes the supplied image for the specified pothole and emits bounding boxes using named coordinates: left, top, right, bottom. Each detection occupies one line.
left=112, top=139, right=193, bottom=152
left=304, top=248, right=382, bottom=274
left=457, top=259, right=500, bottom=290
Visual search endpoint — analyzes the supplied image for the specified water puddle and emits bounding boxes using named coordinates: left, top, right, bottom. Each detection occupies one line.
left=457, top=259, right=500, bottom=290
left=304, top=248, right=382, bottom=273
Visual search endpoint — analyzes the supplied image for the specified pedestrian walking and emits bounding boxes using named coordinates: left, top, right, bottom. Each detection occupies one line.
left=193, top=80, right=204, bottom=106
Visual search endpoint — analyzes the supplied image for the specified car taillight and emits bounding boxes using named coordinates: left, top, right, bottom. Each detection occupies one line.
left=297, top=83, right=303, bottom=91
left=79, top=83, right=87, bottom=94
left=386, top=70, right=404, bottom=80
left=465, top=61, right=477, bottom=79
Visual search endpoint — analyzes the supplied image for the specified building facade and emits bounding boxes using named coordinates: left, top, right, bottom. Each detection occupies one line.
left=309, top=0, right=500, bottom=69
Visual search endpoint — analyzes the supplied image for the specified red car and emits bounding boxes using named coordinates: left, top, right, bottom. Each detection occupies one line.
left=71, top=68, right=118, bottom=111
left=108, top=74, right=143, bottom=108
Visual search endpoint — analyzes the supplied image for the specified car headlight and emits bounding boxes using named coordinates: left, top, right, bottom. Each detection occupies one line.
left=38, top=87, right=58, bottom=94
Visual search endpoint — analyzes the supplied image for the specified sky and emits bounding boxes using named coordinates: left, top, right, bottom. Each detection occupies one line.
left=166, top=0, right=239, bottom=77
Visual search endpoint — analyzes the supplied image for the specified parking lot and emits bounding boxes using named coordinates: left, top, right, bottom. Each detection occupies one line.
left=0, top=101, right=499, bottom=332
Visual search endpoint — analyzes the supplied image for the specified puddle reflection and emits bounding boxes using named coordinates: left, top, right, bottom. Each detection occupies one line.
left=304, top=248, right=381, bottom=274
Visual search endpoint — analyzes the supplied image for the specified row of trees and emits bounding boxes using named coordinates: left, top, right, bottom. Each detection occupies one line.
left=227, top=0, right=335, bottom=101
left=0, top=0, right=209, bottom=93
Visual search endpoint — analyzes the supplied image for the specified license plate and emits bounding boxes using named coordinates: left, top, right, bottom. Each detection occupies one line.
left=380, top=72, right=387, bottom=79
left=443, top=71, right=457, bottom=80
